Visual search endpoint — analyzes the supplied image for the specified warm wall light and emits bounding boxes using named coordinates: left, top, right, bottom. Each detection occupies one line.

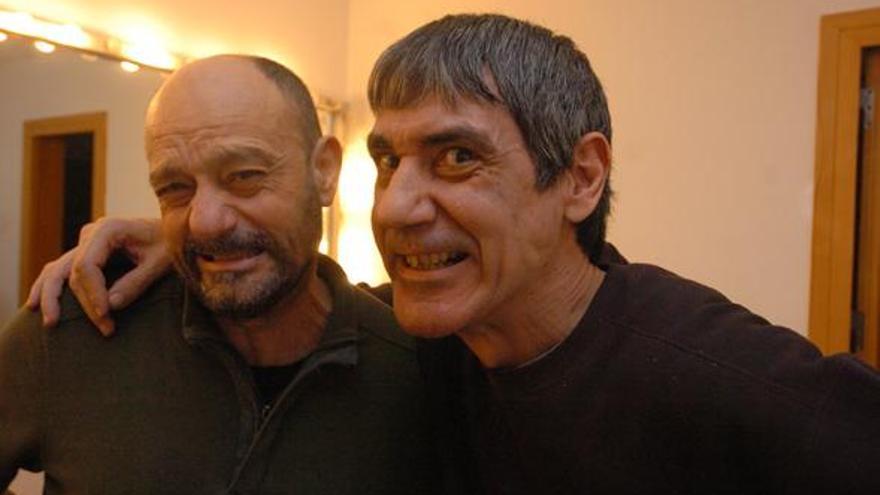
left=0, top=7, right=184, bottom=71
left=0, top=11, right=35, bottom=34
left=0, top=31, right=8, bottom=42
left=33, top=40, right=55, bottom=53
left=49, top=23, right=93, bottom=49
left=0, top=10, right=98, bottom=50
left=335, top=137, right=388, bottom=285
left=120, top=60, right=140, bottom=73
left=120, top=43, right=180, bottom=70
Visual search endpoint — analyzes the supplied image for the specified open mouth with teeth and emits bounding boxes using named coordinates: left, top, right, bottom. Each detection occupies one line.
left=402, top=252, right=467, bottom=270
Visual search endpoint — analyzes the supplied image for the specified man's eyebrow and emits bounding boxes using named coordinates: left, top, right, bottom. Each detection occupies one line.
left=149, top=162, right=184, bottom=187
left=420, top=125, right=490, bottom=148
left=367, top=125, right=491, bottom=152
left=202, top=144, right=282, bottom=168
left=367, top=133, right=392, bottom=152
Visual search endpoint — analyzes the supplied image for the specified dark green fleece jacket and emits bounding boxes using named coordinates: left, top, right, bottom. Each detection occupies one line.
left=0, top=256, right=440, bottom=494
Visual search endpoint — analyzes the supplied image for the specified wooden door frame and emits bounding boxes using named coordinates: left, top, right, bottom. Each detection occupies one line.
left=809, top=8, right=880, bottom=355
left=19, top=112, right=107, bottom=303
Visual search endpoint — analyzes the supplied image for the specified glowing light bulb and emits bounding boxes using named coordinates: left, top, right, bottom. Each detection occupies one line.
left=0, top=11, right=36, bottom=37
left=0, top=32, right=7, bottom=42
left=53, top=23, right=91, bottom=48
left=0, top=8, right=98, bottom=49
left=120, top=41, right=178, bottom=70
left=120, top=60, right=140, bottom=73
left=8, top=12, right=34, bottom=31
left=34, top=40, right=55, bottom=53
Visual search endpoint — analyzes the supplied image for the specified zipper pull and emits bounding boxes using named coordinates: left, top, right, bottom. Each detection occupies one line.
left=261, top=401, right=273, bottom=421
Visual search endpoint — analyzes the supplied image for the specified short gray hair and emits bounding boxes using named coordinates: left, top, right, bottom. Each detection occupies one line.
left=368, top=14, right=613, bottom=262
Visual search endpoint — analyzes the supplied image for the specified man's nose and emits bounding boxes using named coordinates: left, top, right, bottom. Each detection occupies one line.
left=372, top=161, right=436, bottom=228
left=188, top=188, right=237, bottom=239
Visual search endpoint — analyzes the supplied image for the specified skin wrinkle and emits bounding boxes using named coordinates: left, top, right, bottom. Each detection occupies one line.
left=148, top=127, right=297, bottom=165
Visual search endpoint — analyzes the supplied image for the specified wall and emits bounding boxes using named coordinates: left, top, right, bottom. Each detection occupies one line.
left=2, top=0, right=351, bottom=100
left=344, top=0, right=880, bottom=333
left=0, top=39, right=164, bottom=324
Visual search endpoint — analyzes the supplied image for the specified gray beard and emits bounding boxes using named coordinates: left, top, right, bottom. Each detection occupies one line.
left=193, top=263, right=305, bottom=320
left=176, top=230, right=309, bottom=321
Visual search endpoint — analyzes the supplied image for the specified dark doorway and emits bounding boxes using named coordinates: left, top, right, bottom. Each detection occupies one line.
left=19, top=113, right=106, bottom=304
left=62, top=133, right=94, bottom=251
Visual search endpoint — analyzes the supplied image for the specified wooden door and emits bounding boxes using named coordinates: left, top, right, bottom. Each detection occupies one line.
left=810, top=8, right=880, bottom=366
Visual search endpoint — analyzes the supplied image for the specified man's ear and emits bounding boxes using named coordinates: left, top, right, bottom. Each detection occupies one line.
left=310, top=136, right=343, bottom=207
left=562, top=132, right=611, bottom=223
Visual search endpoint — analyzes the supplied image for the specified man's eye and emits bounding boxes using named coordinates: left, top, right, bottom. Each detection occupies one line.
left=155, top=182, right=191, bottom=198
left=375, top=154, right=400, bottom=171
left=229, top=169, right=265, bottom=183
left=441, top=147, right=476, bottom=166
left=436, top=147, right=478, bottom=176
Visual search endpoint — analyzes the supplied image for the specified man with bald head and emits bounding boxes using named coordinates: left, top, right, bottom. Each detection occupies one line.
left=0, top=55, right=438, bottom=494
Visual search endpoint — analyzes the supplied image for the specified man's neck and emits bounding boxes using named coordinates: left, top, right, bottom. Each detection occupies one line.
left=458, top=246, right=605, bottom=370
left=218, top=261, right=333, bottom=367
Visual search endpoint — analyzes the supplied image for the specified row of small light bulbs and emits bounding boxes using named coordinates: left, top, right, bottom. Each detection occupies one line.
left=0, top=9, right=183, bottom=73
left=0, top=30, right=146, bottom=73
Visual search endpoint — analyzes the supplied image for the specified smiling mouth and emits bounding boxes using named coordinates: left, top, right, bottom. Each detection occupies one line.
left=199, top=251, right=259, bottom=262
left=402, top=252, right=467, bottom=271
left=194, top=250, right=266, bottom=273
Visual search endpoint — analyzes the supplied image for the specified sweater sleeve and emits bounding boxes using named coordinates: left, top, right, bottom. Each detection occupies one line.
left=0, top=308, right=47, bottom=490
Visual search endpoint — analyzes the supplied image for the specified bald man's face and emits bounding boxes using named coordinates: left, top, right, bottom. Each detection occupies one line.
left=145, top=58, right=321, bottom=319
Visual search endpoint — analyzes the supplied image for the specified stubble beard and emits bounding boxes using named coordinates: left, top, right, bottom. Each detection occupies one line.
left=176, top=228, right=312, bottom=321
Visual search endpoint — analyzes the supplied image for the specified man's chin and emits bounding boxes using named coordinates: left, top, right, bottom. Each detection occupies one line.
left=192, top=273, right=297, bottom=321
left=200, top=296, right=271, bottom=320
left=393, top=305, right=464, bottom=339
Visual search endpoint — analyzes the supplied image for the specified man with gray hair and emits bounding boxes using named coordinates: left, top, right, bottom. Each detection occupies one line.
left=24, top=13, right=880, bottom=494
left=0, top=54, right=439, bottom=494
